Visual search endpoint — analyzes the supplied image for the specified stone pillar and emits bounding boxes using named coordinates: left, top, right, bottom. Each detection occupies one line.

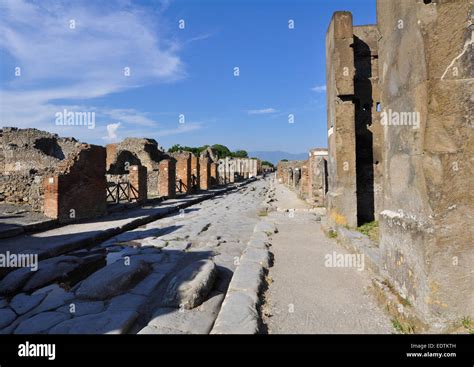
left=191, top=154, right=200, bottom=191
left=228, top=159, right=235, bottom=183
left=158, top=159, right=176, bottom=198
left=218, top=160, right=226, bottom=185
left=105, top=143, right=117, bottom=172
left=326, top=11, right=357, bottom=229
left=210, top=162, right=218, bottom=187
left=300, top=161, right=310, bottom=199
left=174, top=152, right=192, bottom=193
left=199, top=157, right=211, bottom=190
left=308, top=149, right=329, bottom=207
left=128, top=165, right=147, bottom=203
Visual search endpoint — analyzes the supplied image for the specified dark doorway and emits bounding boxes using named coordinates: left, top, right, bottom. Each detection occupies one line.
left=353, top=36, right=375, bottom=226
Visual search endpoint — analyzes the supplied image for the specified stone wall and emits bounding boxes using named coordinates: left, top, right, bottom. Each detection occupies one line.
left=191, top=154, right=200, bottom=191
left=376, top=0, right=473, bottom=327
left=276, top=160, right=310, bottom=200
left=106, top=138, right=172, bottom=198
left=0, top=128, right=81, bottom=212
left=43, top=144, right=107, bottom=223
left=325, top=13, right=383, bottom=227
left=325, top=1, right=473, bottom=328
left=199, top=157, right=211, bottom=190
left=158, top=159, right=176, bottom=198
left=326, top=12, right=358, bottom=228
left=308, top=148, right=328, bottom=207
left=171, top=151, right=192, bottom=194
left=210, top=162, right=219, bottom=186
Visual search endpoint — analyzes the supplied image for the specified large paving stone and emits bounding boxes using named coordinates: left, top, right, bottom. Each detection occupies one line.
left=48, top=310, right=139, bottom=334
left=10, top=293, right=47, bottom=315
left=107, top=293, right=147, bottom=314
left=0, top=267, right=34, bottom=295
left=56, top=300, right=105, bottom=317
left=131, top=271, right=168, bottom=296
left=14, top=311, right=70, bottom=334
left=75, top=259, right=151, bottom=300
left=30, top=286, right=75, bottom=315
left=162, top=259, right=217, bottom=309
left=141, top=292, right=224, bottom=334
left=210, top=291, right=259, bottom=334
left=23, top=257, right=82, bottom=292
left=0, top=308, right=17, bottom=329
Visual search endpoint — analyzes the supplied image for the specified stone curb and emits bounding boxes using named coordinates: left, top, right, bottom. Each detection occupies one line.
left=210, top=217, right=276, bottom=334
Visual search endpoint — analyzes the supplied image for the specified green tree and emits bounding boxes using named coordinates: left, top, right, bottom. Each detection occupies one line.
left=232, top=150, right=248, bottom=158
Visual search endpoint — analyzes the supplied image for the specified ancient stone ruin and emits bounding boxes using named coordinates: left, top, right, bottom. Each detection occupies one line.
left=0, top=128, right=106, bottom=222
left=276, top=148, right=328, bottom=206
left=106, top=138, right=175, bottom=200
left=322, top=1, right=473, bottom=328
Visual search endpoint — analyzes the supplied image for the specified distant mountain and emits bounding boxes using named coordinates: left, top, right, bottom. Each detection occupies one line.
left=247, top=151, right=309, bottom=165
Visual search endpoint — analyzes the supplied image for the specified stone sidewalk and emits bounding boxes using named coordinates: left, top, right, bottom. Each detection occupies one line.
left=262, top=181, right=393, bottom=334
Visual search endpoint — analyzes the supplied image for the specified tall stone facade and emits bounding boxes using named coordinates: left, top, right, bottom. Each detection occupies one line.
left=326, top=12, right=382, bottom=228
left=326, top=1, right=473, bottom=328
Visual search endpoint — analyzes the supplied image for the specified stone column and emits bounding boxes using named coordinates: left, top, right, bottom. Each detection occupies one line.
left=210, top=162, right=218, bottom=187
left=191, top=154, right=200, bottom=191
left=326, top=11, right=357, bottom=228
left=158, top=159, right=176, bottom=198
left=199, top=157, right=211, bottom=190
left=128, top=165, right=147, bottom=203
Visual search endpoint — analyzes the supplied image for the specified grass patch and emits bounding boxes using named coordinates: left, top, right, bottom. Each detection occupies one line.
left=357, top=221, right=379, bottom=242
left=461, top=316, right=474, bottom=334
left=391, top=318, right=415, bottom=334
left=258, top=211, right=268, bottom=217
left=328, top=230, right=337, bottom=239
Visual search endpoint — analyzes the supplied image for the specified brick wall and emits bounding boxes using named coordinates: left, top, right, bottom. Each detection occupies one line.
left=43, top=144, right=107, bottom=223
left=199, top=157, right=211, bottom=190
left=128, top=165, right=147, bottom=203
left=158, top=159, right=176, bottom=198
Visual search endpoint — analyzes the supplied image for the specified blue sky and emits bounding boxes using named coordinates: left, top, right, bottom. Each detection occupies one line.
left=0, top=0, right=376, bottom=154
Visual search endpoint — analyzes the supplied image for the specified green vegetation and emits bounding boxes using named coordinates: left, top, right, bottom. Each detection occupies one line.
left=261, top=160, right=275, bottom=168
left=461, top=316, right=474, bottom=334
left=357, top=221, right=379, bottom=242
left=167, top=144, right=248, bottom=159
left=391, top=318, right=415, bottom=334
left=328, top=230, right=338, bottom=239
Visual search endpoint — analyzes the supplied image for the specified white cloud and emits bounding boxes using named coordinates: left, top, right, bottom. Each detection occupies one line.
left=0, top=0, right=184, bottom=141
left=103, top=122, right=121, bottom=142
left=311, top=85, right=326, bottom=93
left=247, top=108, right=278, bottom=115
